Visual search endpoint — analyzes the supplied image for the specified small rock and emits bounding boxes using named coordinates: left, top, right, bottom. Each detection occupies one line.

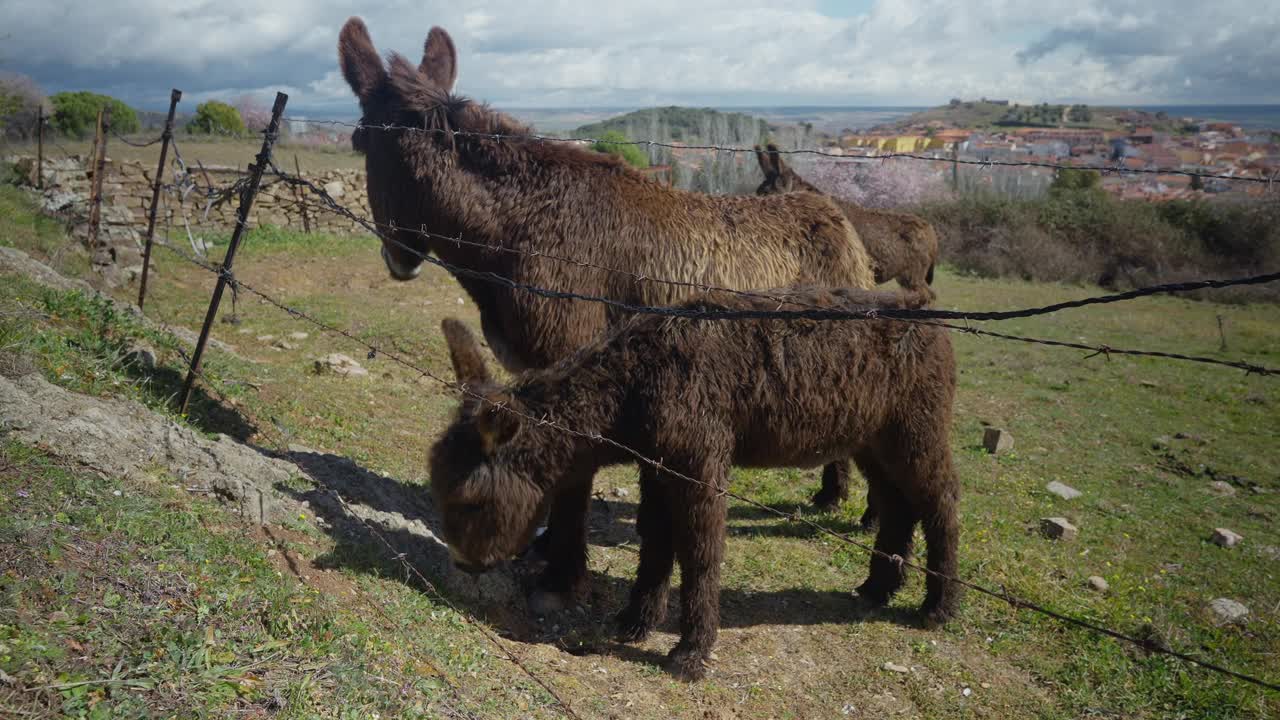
left=288, top=331, right=309, bottom=341
left=236, top=328, right=253, bottom=335
left=124, top=343, right=156, bottom=371
left=1208, top=481, right=1237, bottom=496
left=49, top=610, right=71, bottom=623
left=1046, top=481, right=1082, bottom=500
left=456, top=297, right=465, bottom=305
left=256, top=334, right=276, bottom=342
left=962, top=687, right=972, bottom=697
left=611, top=487, right=630, bottom=499
left=112, top=489, right=122, bottom=497
left=1086, top=576, right=1109, bottom=592
left=1211, top=528, right=1243, bottom=548
left=313, top=353, right=368, bottom=378
left=1139, top=380, right=1160, bottom=388
left=272, top=340, right=298, bottom=351
left=882, top=662, right=910, bottom=674
left=1152, top=436, right=1171, bottom=449
left=983, top=428, right=1013, bottom=455
left=1173, top=432, right=1201, bottom=442
left=1208, top=598, right=1249, bottom=624
left=1040, top=517, right=1078, bottom=541
left=1243, top=392, right=1266, bottom=405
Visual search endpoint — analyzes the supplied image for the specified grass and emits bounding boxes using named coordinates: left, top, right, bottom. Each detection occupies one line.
left=1, top=184, right=1278, bottom=718
left=3, top=135, right=365, bottom=172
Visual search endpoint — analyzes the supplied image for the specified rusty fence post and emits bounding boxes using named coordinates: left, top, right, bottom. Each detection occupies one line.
left=179, top=92, right=288, bottom=413
left=86, top=107, right=112, bottom=252
left=293, top=154, right=310, bottom=233
left=36, top=106, right=44, bottom=189
left=138, top=88, right=183, bottom=309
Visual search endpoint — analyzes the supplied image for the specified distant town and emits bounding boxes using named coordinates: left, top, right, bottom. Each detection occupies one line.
left=822, top=100, right=1279, bottom=201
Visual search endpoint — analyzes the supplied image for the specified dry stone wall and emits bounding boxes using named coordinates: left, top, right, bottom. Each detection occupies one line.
left=12, top=153, right=375, bottom=243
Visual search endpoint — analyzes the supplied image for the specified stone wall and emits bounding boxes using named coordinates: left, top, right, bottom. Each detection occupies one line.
left=13, top=154, right=374, bottom=239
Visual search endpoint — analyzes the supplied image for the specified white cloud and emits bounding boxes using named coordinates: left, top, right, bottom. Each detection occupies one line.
left=0, top=0, right=1274, bottom=113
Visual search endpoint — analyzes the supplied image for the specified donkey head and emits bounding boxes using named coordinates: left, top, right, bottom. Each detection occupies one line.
left=338, top=18, right=459, bottom=281
left=754, top=143, right=819, bottom=196
left=429, top=319, right=553, bottom=573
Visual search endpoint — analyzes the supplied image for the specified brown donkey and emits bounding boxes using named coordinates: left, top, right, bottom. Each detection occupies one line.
left=339, top=18, right=876, bottom=599
left=754, top=144, right=940, bottom=296
left=431, top=287, right=961, bottom=681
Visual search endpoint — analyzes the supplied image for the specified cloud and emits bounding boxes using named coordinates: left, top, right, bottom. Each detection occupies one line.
left=0, top=0, right=1274, bottom=115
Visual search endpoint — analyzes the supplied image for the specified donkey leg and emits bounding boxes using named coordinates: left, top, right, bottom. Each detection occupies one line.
left=528, top=473, right=593, bottom=615
left=855, top=456, right=917, bottom=607
left=665, top=463, right=728, bottom=682
left=812, top=460, right=850, bottom=511
left=617, top=466, right=674, bottom=642
left=853, top=450, right=880, bottom=530
left=910, top=452, right=962, bottom=628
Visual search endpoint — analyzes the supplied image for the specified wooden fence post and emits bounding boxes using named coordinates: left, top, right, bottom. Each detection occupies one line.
left=36, top=106, right=44, bottom=190
left=137, top=88, right=183, bottom=309
left=293, top=155, right=310, bottom=233
left=86, top=107, right=112, bottom=251
left=179, top=92, right=289, bottom=413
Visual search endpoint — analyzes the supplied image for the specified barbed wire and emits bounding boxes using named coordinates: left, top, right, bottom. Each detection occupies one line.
left=150, top=237, right=1280, bottom=694
left=263, top=166, right=1280, bottom=376
left=283, top=117, right=1276, bottom=185
left=108, top=127, right=165, bottom=148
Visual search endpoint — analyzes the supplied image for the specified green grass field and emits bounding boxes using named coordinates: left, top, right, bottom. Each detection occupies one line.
left=1, top=184, right=1277, bottom=718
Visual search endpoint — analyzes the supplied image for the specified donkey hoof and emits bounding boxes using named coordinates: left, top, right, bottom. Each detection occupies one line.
left=527, top=588, right=572, bottom=616
left=615, top=603, right=663, bottom=643
left=664, top=647, right=709, bottom=682
left=810, top=489, right=844, bottom=512
left=853, top=579, right=893, bottom=608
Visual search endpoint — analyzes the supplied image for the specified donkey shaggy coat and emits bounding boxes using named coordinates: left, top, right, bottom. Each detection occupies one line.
left=430, top=288, right=962, bottom=681
left=339, top=18, right=877, bottom=573
left=755, top=144, right=940, bottom=296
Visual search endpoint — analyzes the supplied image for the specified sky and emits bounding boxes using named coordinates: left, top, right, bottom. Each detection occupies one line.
left=1, top=0, right=1277, bottom=116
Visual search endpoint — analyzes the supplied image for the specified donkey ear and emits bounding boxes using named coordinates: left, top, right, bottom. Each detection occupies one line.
left=339, top=17, right=387, bottom=101
left=421, top=26, right=459, bottom=92
left=754, top=144, right=772, bottom=174
left=766, top=143, right=788, bottom=174
left=441, top=318, right=491, bottom=388
left=475, top=401, right=522, bottom=454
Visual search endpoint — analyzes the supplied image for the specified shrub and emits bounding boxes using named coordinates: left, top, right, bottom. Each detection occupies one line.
left=0, top=72, right=49, bottom=141
left=591, top=130, right=648, bottom=168
left=49, top=92, right=140, bottom=138
left=918, top=192, right=1279, bottom=302
left=187, top=101, right=246, bottom=136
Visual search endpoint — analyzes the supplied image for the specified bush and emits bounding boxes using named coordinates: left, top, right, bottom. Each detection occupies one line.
left=919, top=191, right=1280, bottom=302
left=591, top=130, right=648, bottom=168
left=187, top=101, right=246, bottom=136
left=0, top=72, right=49, bottom=141
left=49, top=92, right=139, bottom=138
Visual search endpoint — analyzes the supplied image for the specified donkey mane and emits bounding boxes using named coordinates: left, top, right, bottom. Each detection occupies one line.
left=384, top=54, right=629, bottom=174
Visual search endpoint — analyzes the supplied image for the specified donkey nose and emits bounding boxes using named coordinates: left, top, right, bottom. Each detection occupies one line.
left=381, top=245, right=423, bottom=280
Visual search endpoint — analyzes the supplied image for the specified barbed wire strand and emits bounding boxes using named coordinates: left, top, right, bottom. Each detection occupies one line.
left=153, top=238, right=1280, bottom=694
left=283, top=117, right=1274, bottom=185
left=262, top=168, right=1280, bottom=376
left=243, top=183, right=1278, bottom=377
left=108, top=127, right=165, bottom=148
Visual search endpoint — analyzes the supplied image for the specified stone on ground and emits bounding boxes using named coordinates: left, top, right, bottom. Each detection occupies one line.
left=1211, top=528, right=1243, bottom=548
left=1086, top=576, right=1109, bottom=592
left=1208, top=598, right=1248, bottom=624
left=983, top=427, right=1013, bottom=454
left=1046, top=481, right=1082, bottom=500
left=313, top=353, right=368, bottom=377
left=1040, top=517, right=1078, bottom=541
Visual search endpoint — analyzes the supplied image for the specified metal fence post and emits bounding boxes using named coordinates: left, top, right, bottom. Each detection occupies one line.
left=138, top=88, right=182, bottom=309
left=179, top=92, right=289, bottom=413
left=87, top=107, right=112, bottom=251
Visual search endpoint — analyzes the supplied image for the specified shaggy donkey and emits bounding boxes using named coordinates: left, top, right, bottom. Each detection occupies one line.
left=754, top=144, right=940, bottom=296
left=339, top=18, right=877, bottom=591
left=430, top=287, right=961, bottom=681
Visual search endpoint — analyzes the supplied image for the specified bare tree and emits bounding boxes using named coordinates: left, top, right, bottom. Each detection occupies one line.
left=0, top=71, right=50, bottom=141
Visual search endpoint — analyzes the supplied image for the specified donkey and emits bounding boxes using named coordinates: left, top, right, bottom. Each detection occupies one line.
left=754, top=144, right=940, bottom=297
left=338, top=18, right=877, bottom=600
left=431, top=286, right=961, bottom=681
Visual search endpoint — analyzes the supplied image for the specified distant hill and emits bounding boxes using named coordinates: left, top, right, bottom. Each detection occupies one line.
left=870, top=99, right=1208, bottom=135
left=572, top=106, right=822, bottom=194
